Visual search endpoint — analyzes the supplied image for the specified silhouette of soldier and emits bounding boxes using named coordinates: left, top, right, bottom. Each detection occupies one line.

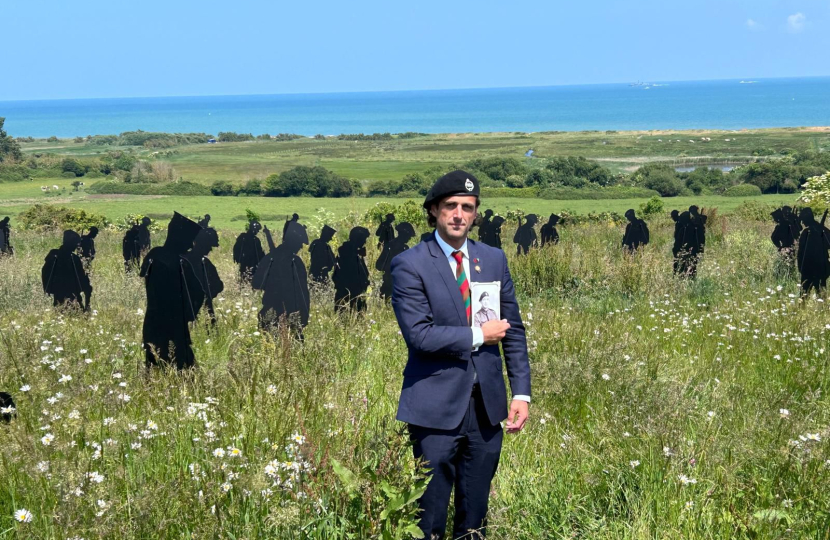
left=140, top=212, right=204, bottom=370
left=622, top=209, right=649, bottom=251
left=309, top=225, right=337, bottom=284
left=333, top=226, right=371, bottom=313
left=491, top=215, right=506, bottom=249
left=183, top=228, right=224, bottom=323
left=783, top=206, right=802, bottom=240
left=376, top=213, right=396, bottom=249
left=689, top=205, right=707, bottom=255
left=0, top=392, right=15, bottom=423
left=198, top=214, right=211, bottom=228
left=672, top=211, right=702, bottom=277
left=80, top=227, right=98, bottom=267
left=797, top=208, right=830, bottom=296
left=540, top=213, right=561, bottom=247
left=42, top=230, right=92, bottom=311
left=0, top=217, right=12, bottom=255
left=514, top=214, right=539, bottom=255
left=478, top=209, right=494, bottom=246
left=233, top=220, right=265, bottom=282
left=123, top=217, right=151, bottom=271
left=253, top=221, right=310, bottom=337
left=473, top=291, right=498, bottom=328
left=377, top=222, right=416, bottom=300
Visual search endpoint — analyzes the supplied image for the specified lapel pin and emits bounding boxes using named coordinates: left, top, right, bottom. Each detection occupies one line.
left=473, top=258, right=480, bottom=263
left=475, top=265, right=481, bottom=273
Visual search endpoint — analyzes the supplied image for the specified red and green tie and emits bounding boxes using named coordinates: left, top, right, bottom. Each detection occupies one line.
left=452, top=250, right=471, bottom=324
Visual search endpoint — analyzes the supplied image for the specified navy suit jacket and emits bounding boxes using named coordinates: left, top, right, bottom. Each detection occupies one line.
left=391, top=233, right=531, bottom=430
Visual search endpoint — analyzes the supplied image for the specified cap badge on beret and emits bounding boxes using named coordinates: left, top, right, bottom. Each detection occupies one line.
left=465, top=179, right=474, bottom=192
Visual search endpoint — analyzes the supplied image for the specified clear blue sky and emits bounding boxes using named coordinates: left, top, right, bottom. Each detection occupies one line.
left=2, top=0, right=828, bottom=101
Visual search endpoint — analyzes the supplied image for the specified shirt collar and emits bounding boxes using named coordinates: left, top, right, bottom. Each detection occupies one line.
left=433, top=230, right=469, bottom=260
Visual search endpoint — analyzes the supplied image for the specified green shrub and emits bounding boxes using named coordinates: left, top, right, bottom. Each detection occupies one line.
left=363, top=200, right=427, bottom=229
left=639, top=196, right=665, bottom=216
left=263, top=166, right=354, bottom=197
left=87, top=180, right=210, bottom=196
left=733, top=201, right=779, bottom=221
left=211, top=180, right=237, bottom=196
left=538, top=186, right=659, bottom=200
left=723, top=183, right=763, bottom=197
left=18, top=204, right=110, bottom=231
left=61, top=157, right=86, bottom=177
left=0, top=164, right=32, bottom=182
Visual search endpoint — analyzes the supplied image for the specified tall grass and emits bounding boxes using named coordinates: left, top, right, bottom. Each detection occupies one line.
left=1, top=215, right=829, bottom=539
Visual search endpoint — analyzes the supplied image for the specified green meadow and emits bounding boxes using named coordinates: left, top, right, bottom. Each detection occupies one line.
left=1, top=212, right=829, bottom=538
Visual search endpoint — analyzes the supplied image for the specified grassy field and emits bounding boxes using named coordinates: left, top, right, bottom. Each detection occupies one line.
left=20, top=127, right=830, bottom=183
left=1, top=214, right=829, bottom=538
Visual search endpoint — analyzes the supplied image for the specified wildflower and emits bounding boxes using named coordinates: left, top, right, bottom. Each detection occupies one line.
left=0, top=406, right=15, bottom=415
left=87, top=471, right=104, bottom=483
left=213, top=448, right=225, bottom=458
left=20, top=384, right=31, bottom=392
left=131, top=442, right=142, bottom=450
left=290, top=433, right=306, bottom=445
left=41, top=433, right=55, bottom=446
left=629, top=460, right=640, bottom=469
left=146, top=420, right=158, bottom=431
left=678, top=474, right=697, bottom=485
left=804, top=433, right=821, bottom=442
left=779, top=409, right=790, bottom=418
left=229, top=447, right=242, bottom=458
left=14, top=509, right=33, bottom=523
left=266, top=385, right=277, bottom=395
left=36, top=461, right=49, bottom=473
left=663, top=446, right=673, bottom=457
left=118, top=393, right=131, bottom=403
left=601, top=373, right=610, bottom=381
left=221, top=482, right=232, bottom=493
left=685, top=501, right=694, bottom=510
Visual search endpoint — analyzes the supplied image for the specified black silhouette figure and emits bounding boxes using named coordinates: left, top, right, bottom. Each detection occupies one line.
left=140, top=212, right=205, bottom=370
left=309, top=225, right=337, bottom=284
left=622, top=209, right=649, bottom=251
left=333, top=226, right=371, bottom=313
left=672, top=211, right=703, bottom=278
left=376, top=213, right=396, bottom=249
left=797, top=208, right=830, bottom=296
left=283, top=213, right=300, bottom=237
left=477, top=209, right=495, bottom=246
left=123, top=217, right=151, bottom=271
left=80, top=227, right=98, bottom=267
left=0, top=217, right=12, bottom=255
left=376, top=222, right=416, bottom=300
left=689, top=205, right=707, bottom=255
left=0, top=392, right=15, bottom=423
left=198, top=214, right=211, bottom=228
left=233, top=221, right=265, bottom=282
left=540, top=213, right=561, bottom=247
left=253, top=221, right=310, bottom=337
left=491, top=216, right=506, bottom=249
left=183, top=227, right=224, bottom=323
left=771, top=206, right=802, bottom=255
left=514, top=214, right=539, bottom=255
left=41, top=230, right=92, bottom=311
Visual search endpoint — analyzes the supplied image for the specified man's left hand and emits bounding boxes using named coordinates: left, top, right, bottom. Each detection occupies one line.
left=505, top=400, right=528, bottom=434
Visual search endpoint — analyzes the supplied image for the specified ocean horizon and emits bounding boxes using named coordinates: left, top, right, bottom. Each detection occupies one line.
left=2, top=76, right=830, bottom=138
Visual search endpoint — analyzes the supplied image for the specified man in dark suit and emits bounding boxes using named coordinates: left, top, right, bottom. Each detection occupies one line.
left=391, top=170, right=531, bottom=539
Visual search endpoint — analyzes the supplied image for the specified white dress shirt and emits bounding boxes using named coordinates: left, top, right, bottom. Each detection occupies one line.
left=432, top=231, right=530, bottom=403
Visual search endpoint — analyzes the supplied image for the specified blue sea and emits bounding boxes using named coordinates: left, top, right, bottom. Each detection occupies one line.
left=2, top=77, right=829, bottom=138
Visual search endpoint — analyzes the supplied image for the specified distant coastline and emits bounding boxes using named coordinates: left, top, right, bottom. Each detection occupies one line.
left=2, top=77, right=830, bottom=138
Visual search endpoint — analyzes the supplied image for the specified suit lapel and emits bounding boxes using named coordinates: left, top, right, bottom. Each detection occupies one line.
left=427, top=236, right=468, bottom=325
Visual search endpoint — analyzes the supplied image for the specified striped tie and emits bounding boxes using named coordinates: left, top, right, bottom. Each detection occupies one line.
left=452, top=250, right=471, bottom=324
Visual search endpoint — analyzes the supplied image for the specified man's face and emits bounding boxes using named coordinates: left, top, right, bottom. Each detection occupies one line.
left=431, top=195, right=478, bottom=244
left=481, top=296, right=490, bottom=309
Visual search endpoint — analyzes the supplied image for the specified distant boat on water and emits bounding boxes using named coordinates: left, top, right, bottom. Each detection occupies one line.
left=740, top=80, right=759, bottom=84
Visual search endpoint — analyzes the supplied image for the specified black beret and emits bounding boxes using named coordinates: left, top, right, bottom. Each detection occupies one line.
left=423, top=170, right=480, bottom=209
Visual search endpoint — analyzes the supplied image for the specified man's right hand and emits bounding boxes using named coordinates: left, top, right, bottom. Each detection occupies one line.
left=481, top=319, right=511, bottom=345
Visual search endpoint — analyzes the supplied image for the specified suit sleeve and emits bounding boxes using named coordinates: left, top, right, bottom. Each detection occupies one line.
left=391, top=254, right=473, bottom=357
left=498, top=251, right=532, bottom=397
